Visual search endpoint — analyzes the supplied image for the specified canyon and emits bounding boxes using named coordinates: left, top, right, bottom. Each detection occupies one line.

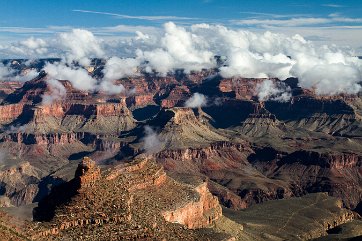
left=0, top=60, right=361, bottom=240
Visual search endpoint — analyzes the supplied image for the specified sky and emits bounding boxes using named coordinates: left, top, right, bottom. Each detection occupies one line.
left=1, top=0, right=362, bottom=54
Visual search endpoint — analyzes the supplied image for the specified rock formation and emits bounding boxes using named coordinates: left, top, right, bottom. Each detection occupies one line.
left=30, top=156, right=226, bottom=240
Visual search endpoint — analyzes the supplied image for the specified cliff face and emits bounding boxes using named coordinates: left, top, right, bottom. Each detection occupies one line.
left=238, top=105, right=286, bottom=137
left=32, top=101, right=132, bottom=119
left=156, top=141, right=251, bottom=166
left=219, top=78, right=268, bottom=100
left=0, top=101, right=136, bottom=136
left=251, top=149, right=362, bottom=209
left=162, top=182, right=222, bottom=229
left=126, top=94, right=155, bottom=107
left=280, top=150, right=362, bottom=169
left=161, top=85, right=190, bottom=108
left=3, top=132, right=84, bottom=145
left=151, top=108, right=229, bottom=149
left=155, top=140, right=362, bottom=210
left=0, top=103, right=25, bottom=122
left=222, top=193, right=358, bottom=241
left=0, top=81, right=22, bottom=95
left=286, top=96, right=355, bottom=116
left=1, top=66, right=362, bottom=241
left=0, top=161, right=42, bottom=206
left=155, top=141, right=256, bottom=209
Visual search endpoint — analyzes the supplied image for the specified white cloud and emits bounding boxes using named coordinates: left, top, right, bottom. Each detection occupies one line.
left=138, top=22, right=216, bottom=75
left=142, top=125, right=163, bottom=154
left=219, top=51, right=294, bottom=79
left=100, top=56, right=140, bottom=94
left=20, top=37, right=48, bottom=55
left=290, top=49, right=362, bottom=95
left=41, top=78, right=67, bottom=105
left=102, top=56, right=139, bottom=81
left=0, top=63, right=13, bottom=80
left=0, top=36, right=49, bottom=58
left=185, top=92, right=208, bottom=108
left=255, top=79, right=291, bottom=102
left=295, top=63, right=361, bottom=95
left=135, top=31, right=150, bottom=41
left=191, top=24, right=362, bottom=94
left=12, top=69, right=39, bottom=82
left=44, top=62, right=97, bottom=91
left=322, top=4, right=344, bottom=8
left=58, top=29, right=105, bottom=66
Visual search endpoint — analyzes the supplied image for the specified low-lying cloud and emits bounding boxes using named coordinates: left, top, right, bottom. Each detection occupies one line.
left=41, top=78, right=67, bottom=105
left=100, top=56, right=139, bottom=94
left=44, top=62, right=97, bottom=92
left=0, top=22, right=361, bottom=98
left=185, top=92, right=208, bottom=108
left=0, top=63, right=13, bottom=80
left=141, top=125, right=163, bottom=154
left=255, top=79, right=291, bottom=102
left=13, top=69, right=39, bottom=82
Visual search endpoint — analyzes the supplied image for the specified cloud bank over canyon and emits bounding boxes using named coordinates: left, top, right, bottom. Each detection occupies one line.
left=0, top=22, right=361, bottom=100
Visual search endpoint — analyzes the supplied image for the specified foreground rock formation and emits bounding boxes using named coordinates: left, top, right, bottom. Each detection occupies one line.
left=1, top=157, right=359, bottom=241
left=28, top=156, right=226, bottom=240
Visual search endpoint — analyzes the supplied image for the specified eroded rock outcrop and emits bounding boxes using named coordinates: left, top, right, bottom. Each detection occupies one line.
left=74, top=157, right=101, bottom=188
left=30, top=156, right=225, bottom=240
left=162, top=181, right=222, bottom=229
left=146, top=107, right=228, bottom=150
left=0, top=103, right=25, bottom=122
left=0, top=161, right=42, bottom=206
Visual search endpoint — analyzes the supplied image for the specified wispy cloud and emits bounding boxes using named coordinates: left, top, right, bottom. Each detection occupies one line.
left=322, top=4, right=345, bottom=8
left=72, top=9, right=198, bottom=21
left=231, top=16, right=362, bottom=27
left=0, top=26, right=57, bottom=34
left=0, top=25, right=160, bottom=38
left=239, top=11, right=312, bottom=19
left=231, top=18, right=331, bottom=27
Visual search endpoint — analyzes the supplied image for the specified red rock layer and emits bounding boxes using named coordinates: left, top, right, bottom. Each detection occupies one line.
left=219, top=78, right=277, bottom=100
left=0, top=103, right=25, bottom=122
left=161, top=85, right=190, bottom=108
left=162, top=182, right=222, bottom=229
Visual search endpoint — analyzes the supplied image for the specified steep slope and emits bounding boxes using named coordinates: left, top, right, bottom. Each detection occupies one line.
left=236, top=103, right=287, bottom=137
left=146, top=107, right=229, bottom=149
left=154, top=141, right=295, bottom=209
left=265, top=95, right=362, bottom=135
left=251, top=149, right=362, bottom=209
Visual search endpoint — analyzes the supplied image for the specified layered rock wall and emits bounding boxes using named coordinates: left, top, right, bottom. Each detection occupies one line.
left=162, top=182, right=222, bottom=229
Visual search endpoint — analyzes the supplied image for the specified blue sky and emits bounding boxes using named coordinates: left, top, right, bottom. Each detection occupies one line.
left=2, top=0, right=362, bottom=27
left=1, top=0, right=362, bottom=53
